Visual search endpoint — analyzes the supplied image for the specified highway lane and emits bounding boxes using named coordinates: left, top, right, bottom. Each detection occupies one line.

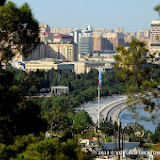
left=106, top=102, right=128, bottom=122
left=76, top=95, right=127, bottom=124
left=99, top=98, right=127, bottom=123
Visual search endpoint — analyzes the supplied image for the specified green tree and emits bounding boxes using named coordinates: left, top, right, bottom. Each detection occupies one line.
left=0, top=70, right=47, bottom=144
left=154, top=4, right=160, bottom=17
left=0, top=0, right=6, bottom=6
left=73, top=109, right=93, bottom=133
left=114, top=39, right=159, bottom=113
left=12, top=138, right=90, bottom=160
left=0, top=143, right=9, bottom=160
left=100, top=122, right=114, bottom=138
left=151, top=123, right=160, bottom=143
left=0, top=1, right=40, bottom=60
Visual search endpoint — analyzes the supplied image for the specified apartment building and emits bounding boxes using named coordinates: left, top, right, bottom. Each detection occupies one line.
left=23, top=43, right=78, bottom=62
left=50, top=27, right=74, bottom=34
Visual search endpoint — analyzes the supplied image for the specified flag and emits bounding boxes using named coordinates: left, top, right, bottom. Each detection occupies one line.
left=98, top=68, right=102, bottom=90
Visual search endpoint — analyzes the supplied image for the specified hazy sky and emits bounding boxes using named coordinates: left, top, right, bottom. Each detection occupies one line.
left=7, top=0, right=160, bottom=32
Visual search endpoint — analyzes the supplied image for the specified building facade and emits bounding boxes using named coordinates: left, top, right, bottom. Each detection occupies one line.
left=25, top=60, right=74, bottom=72
left=115, top=27, right=124, bottom=33
left=23, top=43, right=78, bottom=62
left=137, top=29, right=150, bottom=38
left=62, top=61, right=105, bottom=74
left=39, top=24, right=50, bottom=33
left=50, top=27, right=74, bottom=35
left=150, top=20, right=160, bottom=49
left=40, top=32, right=54, bottom=43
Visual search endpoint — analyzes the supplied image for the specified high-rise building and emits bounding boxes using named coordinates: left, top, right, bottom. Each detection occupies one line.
left=104, top=32, right=125, bottom=39
left=102, top=38, right=114, bottom=50
left=39, top=24, right=50, bottom=33
left=93, top=36, right=114, bottom=51
left=137, top=37, right=150, bottom=50
left=107, top=37, right=125, bottom=51
left=150, top=20, right=160, bottom=49
left=23, top=43, right=78, bottom=61
left=50, top=27, right=74, bottom=35
left=47, top=43, right=77, bottom=61
left=115, top=27, right=124, bottom=33
left=78, top=26, right=93, bottom=55
left=93, top=35, right=102, bottom=51
left=124, top=36, right=134, bottom=47
left=93, top=28, right=113, bottom=34
left=23, top=43, right=46, bottom=61
left=40, top=32, right=54, bottom=43
left=79, top=37, right=93, bottom=55
left=53, top=34, right=73, bottom=44
left=124, top=32, right=136, bottom=38
left=137, top=29, right=150, bottom=38
left=70, top=29, right=82, bottom=44
left=150, top=19, right=160, bottom=62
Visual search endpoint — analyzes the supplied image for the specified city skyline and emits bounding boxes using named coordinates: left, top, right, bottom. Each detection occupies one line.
left=7, top=0, right=160, bottom=32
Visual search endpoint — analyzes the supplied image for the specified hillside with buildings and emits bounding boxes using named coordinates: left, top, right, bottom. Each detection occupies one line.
left=6, top=23, right=156, bottom=75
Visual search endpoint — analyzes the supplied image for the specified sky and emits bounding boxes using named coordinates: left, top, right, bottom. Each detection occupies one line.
left=7, top=0, right=160, bottom=32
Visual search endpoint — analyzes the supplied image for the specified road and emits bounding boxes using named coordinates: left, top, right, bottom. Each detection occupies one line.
left=76, top=95, right=128, bottom=124
left=99, top=98, right=128, bottom=123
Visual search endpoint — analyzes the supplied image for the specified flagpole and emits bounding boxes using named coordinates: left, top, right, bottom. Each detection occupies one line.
left=98, top=66, right=102, bottom=129
left=98, top=87, right=100, bottom=128
left=98, top=66, right=101, bottom=128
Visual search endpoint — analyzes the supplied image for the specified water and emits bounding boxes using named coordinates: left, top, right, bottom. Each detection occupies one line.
left=119, top=98, right=160, bottom=132
left=103, top=142, right=139, bottom=150
left=77, top=96, right=160, bottom=133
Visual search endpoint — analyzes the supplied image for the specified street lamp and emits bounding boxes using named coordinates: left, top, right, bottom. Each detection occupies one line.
left=118, top=118, right=121, bottom=159
left=121, top=122, right=144, bottom=151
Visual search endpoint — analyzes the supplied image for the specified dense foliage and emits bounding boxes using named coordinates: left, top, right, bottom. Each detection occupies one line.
left=114, top=39, right=160, bottom=113
left=0, top=70, right=47, bottom=144
left=0, top=1, right=93, bottom=159
left=1, top=0, right=160, bottom=158
left=151, top=123, right=160, bottom=144
left=0, top=1, right=40, bottom=60
left=0, top=135, right=91, bottom=160
left=0, top=66, right=127, bottom=158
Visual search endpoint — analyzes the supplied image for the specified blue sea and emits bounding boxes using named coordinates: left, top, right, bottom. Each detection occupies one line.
left=119, top=98, right=160, bottom=132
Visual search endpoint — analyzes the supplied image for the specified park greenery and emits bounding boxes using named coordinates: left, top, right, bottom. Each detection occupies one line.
left=114, top=39, right=160, bottom=118
left=0, top=1, right=93, bottom=159
left=0, top=1, right=127, bottom=159
left=113, top=4, right=160, bottom=120
left=151, top=123, right=160, bottom=144
left=0, top=0, right=40, bottom=60
left=1, top=0, right=160, bottom=159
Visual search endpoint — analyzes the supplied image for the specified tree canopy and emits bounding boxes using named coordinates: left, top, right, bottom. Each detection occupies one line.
left=114, top=39, right=160, bottom=113
left=0, top=1, right=40, bottom=60
left=0, top=0, right=6, bottom=6
left=154, top=4, right=160, bottom=17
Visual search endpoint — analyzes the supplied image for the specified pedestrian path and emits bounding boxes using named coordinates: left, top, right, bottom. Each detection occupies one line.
left=76, top=95, right=127, bottom=124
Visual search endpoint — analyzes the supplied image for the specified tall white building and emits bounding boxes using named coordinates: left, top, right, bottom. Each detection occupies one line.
left=70, top=29, right=82, bottom=44
left=78, top=26, right=93, bottom=55
left=150, top=20, right=160, bottom=49
left=150, top=19, right=160, bottom=62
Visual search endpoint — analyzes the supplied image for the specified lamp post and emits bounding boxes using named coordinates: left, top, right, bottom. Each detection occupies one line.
left=121, top=126, right=124, bottom=151
left=122, top=122, right=144, bottom=151
left=118, top=118, right=121, bottom=159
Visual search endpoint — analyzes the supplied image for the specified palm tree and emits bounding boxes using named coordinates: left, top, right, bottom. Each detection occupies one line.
left=154, top=4, right=160, bottom=18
